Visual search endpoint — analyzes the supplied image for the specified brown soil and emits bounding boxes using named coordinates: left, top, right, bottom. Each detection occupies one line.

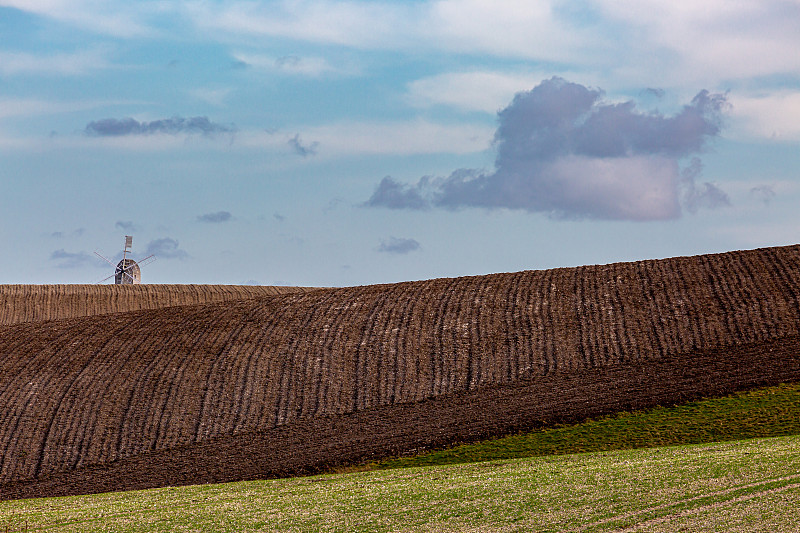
left=2, top=245, right=800, bottom=500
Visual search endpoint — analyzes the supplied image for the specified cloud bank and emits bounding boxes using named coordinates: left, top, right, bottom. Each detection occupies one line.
left=366, top=176, right=429, bottom=210
left=50, top=249, right=94, bottom=269
left=197, top=211, right=233, bottom=223
left=750, top=185, right=776, bottom=206
left=288, top=134, right=319, bottom=157
left=366, top=77, right=730, bottom=221
left=85, top=116, right=234, bottom=136
left=378, top=237, right=421, bottom=254
left=145, top=238, right=188, bottom=259
left=115, top=220, right=137, bottom=231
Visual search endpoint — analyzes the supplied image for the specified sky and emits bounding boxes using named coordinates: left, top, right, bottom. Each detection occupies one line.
left=1, top=0, right=799, bottom=287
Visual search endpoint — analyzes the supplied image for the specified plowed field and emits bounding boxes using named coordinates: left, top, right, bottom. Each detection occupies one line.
left=2, top=245, right=800, bottom=500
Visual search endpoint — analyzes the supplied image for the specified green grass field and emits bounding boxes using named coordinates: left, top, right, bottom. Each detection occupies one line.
left=3, top=383, right=800, bottom=532
left=374, top=382, right=800, bottom=470
left=2, top=436, right=799, bottom=532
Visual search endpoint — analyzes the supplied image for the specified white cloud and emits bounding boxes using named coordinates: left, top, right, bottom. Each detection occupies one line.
left=302, top=119, right=494, bottom=156
left=0, top=97, right=144, bottom=151
left=233, top=130, right=300, bottom=151
left=545, top=155, right=682, bottom=220
left=7, top=0, right=799, bottom=90
left=424, top=0, right=577, bottom=59
left=186, top=0, right=578, bottom=61
left=232, top=52, right=345, bottom=77
left=0, top=97, right=131, bottom=119
left=188, top=88, right=233, bottom=107
left=0, top=0, right=574, bottom=62
left=48, top=130, right=234, bottom=152
left=0, top=0, right=160, bottom=37
left=1, top=129, right=236, bottom=153
left=729, top=91, right=800, bottom=141
left=0, top=98, right=74, bottom=119
left=593, top=0, right=800, bottom=86
left=0, top=49, right=110, bottom=76
left=407, top=71, right=557, bottom=113
left=236, top=120, right=493, bottom=156
left=183, top=1, right=800, bottom=101
left=186, top=0, right=413, bottom=49
left=0, top=130, right=31, bottom=150
left=15, top=119, right=490, bottom=157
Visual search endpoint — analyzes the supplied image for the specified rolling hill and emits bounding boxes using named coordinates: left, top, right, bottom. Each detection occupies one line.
left=2, top=245, right=800, bottom=500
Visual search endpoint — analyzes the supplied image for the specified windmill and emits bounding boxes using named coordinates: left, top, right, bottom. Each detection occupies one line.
left=95, top=236, right=155, bottom=284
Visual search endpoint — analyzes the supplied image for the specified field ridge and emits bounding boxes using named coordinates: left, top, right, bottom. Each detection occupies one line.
left=0, top=284, right=317, bottom=325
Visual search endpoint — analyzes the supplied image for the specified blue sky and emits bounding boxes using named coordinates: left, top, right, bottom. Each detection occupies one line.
left=1, top=1, right=799, bottom=286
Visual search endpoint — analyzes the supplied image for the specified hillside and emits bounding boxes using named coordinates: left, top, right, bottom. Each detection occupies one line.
left=2, top=245, right=800, bottom=500
left=0, top=284, right=316, bottom=325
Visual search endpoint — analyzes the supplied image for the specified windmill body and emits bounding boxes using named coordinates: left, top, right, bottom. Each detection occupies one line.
left=95, top=236, right=155, bottom=284
left=115, top=258, right=142, bottom=284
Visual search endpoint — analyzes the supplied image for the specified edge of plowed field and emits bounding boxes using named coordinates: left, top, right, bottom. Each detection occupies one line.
left=3, top=334, right=798, bottom=501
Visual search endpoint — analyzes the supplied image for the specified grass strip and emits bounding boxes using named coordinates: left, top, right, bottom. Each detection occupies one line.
left=2, top=436, right=800, bottom=532
left=374, top=381, right=800, bottom=470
